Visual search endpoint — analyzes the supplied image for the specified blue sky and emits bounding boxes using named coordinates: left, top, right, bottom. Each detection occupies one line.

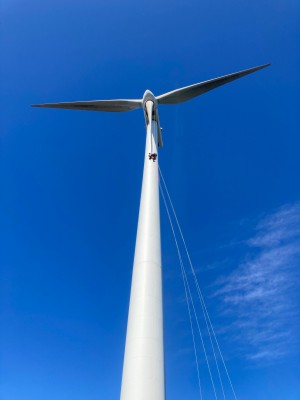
left=1, top=0, right=300, bottom=399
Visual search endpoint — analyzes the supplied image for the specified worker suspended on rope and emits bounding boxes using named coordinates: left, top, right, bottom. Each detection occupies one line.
left=148, top=153, right=157, bottom=162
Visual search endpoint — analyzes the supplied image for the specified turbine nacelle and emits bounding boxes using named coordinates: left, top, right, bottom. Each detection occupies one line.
left=142, top=91, right=163, bottom=148
left=143, top=90, right=157, bottom=108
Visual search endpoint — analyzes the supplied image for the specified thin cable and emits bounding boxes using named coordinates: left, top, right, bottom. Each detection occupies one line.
left=160, top=167, right=236, bottom=400
left=198, top=293, right=238, bottom=400
left=161, top=186, right=218, bottom=400
left=160, top=187, right=202, bottom=400
left=150, top=121, right=153, bottom=155
left=159, top=167, right=237, bottom=400
left=159, top=167, right=238, bottom=400
left=181, top=254, right=218, bottom=400
left=199, top=295, right=226, bottom=400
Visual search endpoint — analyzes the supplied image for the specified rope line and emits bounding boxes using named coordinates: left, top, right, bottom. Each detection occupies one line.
left=150, top=119, right=153, bottom=155
left=159, top=166, right=238, bottom=400
left=160, top=185, right=218, bottom=400
left=160, top=187, right=203, bottom=400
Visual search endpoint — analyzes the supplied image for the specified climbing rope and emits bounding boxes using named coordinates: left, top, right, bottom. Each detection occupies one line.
left=160, top=186, right=219, bottom=400
left=159, top=166, right=238, bottom=400
left=160, top=186, right=203, bottom=400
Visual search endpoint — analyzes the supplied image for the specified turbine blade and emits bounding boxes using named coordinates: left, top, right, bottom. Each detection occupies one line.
left=156, top=64, right=270, bottom=105
left=31, top=99, right=143, bottom=112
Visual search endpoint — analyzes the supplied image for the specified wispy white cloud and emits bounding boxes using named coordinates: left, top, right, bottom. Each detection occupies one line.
left=212, top=202, right=300, bottom=363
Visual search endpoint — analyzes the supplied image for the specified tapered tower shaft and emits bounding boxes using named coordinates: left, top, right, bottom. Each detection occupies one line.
left=120, top=107, right=165, bottom=400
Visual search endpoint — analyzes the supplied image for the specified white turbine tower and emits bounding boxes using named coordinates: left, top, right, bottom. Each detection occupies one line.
left=33, top=63, right=270, bottom=400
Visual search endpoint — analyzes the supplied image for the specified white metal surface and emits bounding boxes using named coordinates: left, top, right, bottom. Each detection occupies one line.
left=120, top=102, right=165, bottom=400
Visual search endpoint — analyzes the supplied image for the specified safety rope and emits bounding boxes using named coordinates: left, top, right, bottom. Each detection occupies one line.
left=160, top=186, right=203, bottom=400
left=150, top=119, right=153, bottom=155
left=160, top=184, right=218, bottom=400
left=159, top=166, right=238, bottom=400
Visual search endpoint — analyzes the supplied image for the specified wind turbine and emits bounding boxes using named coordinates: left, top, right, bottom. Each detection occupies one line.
left=32, top=63, right=270, bottom=400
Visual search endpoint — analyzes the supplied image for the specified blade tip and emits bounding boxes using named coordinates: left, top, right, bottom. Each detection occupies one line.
left=259, top=63, right=271, bottom=69
left=31, top=104, right=46, bottom=108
